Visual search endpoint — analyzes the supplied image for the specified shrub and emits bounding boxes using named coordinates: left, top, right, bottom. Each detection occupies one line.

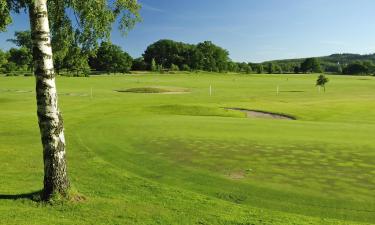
left=181, top=64, right=191, bottom=71
left=170, top=63, right=179, bottom=71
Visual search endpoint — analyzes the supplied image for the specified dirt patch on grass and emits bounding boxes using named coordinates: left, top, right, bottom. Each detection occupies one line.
left=70, top=194, right=87, bottom=203
left=59, top=92, right=89, bottom=97
left=116, top=87, right=190, bottom=94
left=226, top=108, right=296, bottom=120
left=227, top=171, right=246, bottom=180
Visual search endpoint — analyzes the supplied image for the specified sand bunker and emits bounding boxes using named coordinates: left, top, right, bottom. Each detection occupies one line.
left=227, top=171, right=246, bottom=180
left=116, top=87, right=190, bottom=94
left=226, top=108, right=296, bottom=120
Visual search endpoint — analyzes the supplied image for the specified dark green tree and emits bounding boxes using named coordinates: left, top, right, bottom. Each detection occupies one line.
left=342, top=62, right=369, bottom=75
left=255, top=64, right=264, bottom=74
left=267, top=63, right=275, bottom=74
left=63, top=46, right=90, bottom=76
left=8, top=47, right=32, bottom=70
left=132, top=57, right=148, bottom=71
left=181, top=64, right=191, bottom=71
left=301, top=58, right=322, bottom=73
left=227, top=61, right=239, bottom=72
left=7, top=30, right=32, bottom=51
left=280, top=63, right=293, bottom=73
left=7, top=30, right=34, bottom=71
left=361, top=61, right=375, bottom=74
left=195, top=41, right=229, bottom=72
left=143, top=39, right=230, bottom=72
left=0, top=49, right=8, bottom=72
left=293, top=66, right=300, bottom=74
left=3, top=62, right=18, bottom=74
left=92, top=42, right=133, bottom=73
left=7, top=29, right=74, bottom=75
left=275, top=65, right=283, bottom=74
left=246, top=63, right=253, bottom=74
left=237, top=62, right=252, bottom=74
left=143, top=39, right=195, bottom=69
left=316, top=75, right=329, bottom=92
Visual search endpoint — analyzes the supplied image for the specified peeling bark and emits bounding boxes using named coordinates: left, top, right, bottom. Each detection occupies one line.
left=29, top=0, right=70, bottom=200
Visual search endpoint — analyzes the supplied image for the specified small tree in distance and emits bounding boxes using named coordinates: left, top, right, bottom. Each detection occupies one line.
left=316, top=75, right=329, bottom=92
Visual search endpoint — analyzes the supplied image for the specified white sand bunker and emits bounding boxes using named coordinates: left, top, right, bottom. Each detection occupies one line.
left=226, top=108, right=296, bottom=120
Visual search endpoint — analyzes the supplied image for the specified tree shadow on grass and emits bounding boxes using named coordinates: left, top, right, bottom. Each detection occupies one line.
left=0, top=190, right=42, bottom=202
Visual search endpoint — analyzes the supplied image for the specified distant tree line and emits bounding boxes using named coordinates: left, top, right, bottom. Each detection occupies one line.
left=1, top=31, right=133, bottom=76
left=266, top=54, right=375, bottom=76
left=2, top=33, right=375, bottom=76
left=138, top=39, right=275, bottom=73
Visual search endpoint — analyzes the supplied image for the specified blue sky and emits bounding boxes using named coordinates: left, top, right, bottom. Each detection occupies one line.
left=1, top=0, right=375, bottom=62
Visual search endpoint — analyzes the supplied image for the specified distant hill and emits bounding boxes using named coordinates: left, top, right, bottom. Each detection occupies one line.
left=265, top=53, right=375, bottom=65
left=262, top=53, right=375, bottom=73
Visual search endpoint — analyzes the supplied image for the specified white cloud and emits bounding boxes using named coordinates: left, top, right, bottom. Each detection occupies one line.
left=140, top=2, right=165, bottom=13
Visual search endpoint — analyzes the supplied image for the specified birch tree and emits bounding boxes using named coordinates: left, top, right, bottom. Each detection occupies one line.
left=0, top=0, right=140, bottom=200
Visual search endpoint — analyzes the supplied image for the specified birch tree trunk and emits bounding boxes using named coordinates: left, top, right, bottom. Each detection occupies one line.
left=29, top=0, right=70, bottom=200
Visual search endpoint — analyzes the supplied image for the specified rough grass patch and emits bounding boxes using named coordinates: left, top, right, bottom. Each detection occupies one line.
left=216, top=192, right=247, bottom=204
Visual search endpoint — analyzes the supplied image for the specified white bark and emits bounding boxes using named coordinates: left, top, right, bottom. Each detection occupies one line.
left=29, top=0, right=70, bottom=199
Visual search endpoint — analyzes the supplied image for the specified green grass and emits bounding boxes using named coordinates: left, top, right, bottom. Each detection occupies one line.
left=0, top=73, right=374, bottom=224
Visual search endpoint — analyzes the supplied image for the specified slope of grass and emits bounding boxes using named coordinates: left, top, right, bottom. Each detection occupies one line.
left=0, top=73, right=374, bottom=224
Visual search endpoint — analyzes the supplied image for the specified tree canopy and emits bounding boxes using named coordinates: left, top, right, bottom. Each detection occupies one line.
left=143, top=39, right=230, bottom=72
left=8, top=47, right=32, bottom=69
left=7, top=30, right=32, bottom=50
left=342, top=62, right=372, bottom=75
left=91, top=42, right=133, bottom=73
left=2, top=0, right=141, bottom=51
left=316, top=74, right=329, bottom=92
left=300, top=58, right=322, bottom=73
left=143, top=39, right=196, bottom=70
